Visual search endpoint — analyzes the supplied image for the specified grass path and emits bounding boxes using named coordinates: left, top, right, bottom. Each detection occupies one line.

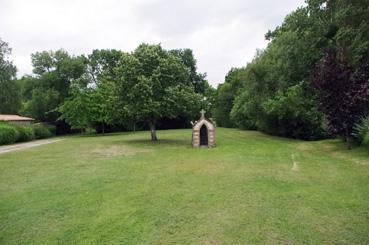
left=0, top=128, right=368, bottom=244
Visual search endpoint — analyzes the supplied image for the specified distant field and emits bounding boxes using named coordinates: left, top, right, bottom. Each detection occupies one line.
left=0, top=128, right=368, bottom=244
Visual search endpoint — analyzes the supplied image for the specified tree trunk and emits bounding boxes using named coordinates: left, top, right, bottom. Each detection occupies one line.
left=102, top=123, right=105, bottom=134
left=345, top=127, right=352, bottom=149
left=149, top=120, right=157, bottom=141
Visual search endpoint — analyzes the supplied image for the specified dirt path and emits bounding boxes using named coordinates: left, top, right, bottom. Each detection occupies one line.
left=0, top=139, right=63, bottom=154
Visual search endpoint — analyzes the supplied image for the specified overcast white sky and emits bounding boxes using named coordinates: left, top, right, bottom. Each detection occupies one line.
left=0, top=0, right=304, bottom=86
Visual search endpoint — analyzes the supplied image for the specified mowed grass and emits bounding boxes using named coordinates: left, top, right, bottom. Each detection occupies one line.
left=0, top=128, right=369, bottom=244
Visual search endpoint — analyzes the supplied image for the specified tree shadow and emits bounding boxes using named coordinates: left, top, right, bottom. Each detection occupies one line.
left=116, top=138, right=192, bottom=148
left=76, top=132, right=132, bottom=138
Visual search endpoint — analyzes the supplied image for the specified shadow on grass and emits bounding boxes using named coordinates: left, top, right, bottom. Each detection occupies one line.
left=117, top=138, right=191, bottom=148
left=74, top=132, right=133, bottom=138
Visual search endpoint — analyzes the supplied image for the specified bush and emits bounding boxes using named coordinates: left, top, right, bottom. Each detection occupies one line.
left=32, top=124, right=53, bottom=139
left=362, top=133, right=369, bottom=148
left=44, top=124, right=56, bottom=135
left=260, top=83, right=327, bottom=140
left=0, top=123, right=19, bottom=145
left=15, top=125, right=35, bottom=142
left=231, top=82, right=327, bottom=140
left=230, top=90, right=260, bottom=130
left=0, top=122, right=54, bottom=145
left=352, top=116, right=369, bottom=144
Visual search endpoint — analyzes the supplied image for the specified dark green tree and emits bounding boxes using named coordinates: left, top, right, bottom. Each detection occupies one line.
left=221, top=0, right=369, bottom=140
left=58, top=85, right=90, bottom=130
left=86, top=49, right=123, bottom=84
left=23, top=50, right=86, bottom=124
left=213, top=68, right=246, bottom=127
left=0, top=38, right=21, bottom=114
left=114, top=44, right=202, bottom=141
left=170, top=48, right=207, bottom=93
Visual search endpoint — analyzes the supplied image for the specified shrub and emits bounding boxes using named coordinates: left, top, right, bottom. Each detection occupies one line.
left=260, top=83, right=327, bottom=140
left=231, top=82, right=327, bottom=140
left=44, top=124, right=56, bottom=135
left=32, top=123, right=53, bottom=139
left=352, top=116, right=369, bottom=144
left=15, top=125, right=35, bottom=142
left=0, top=122, right=54, bottom=145
left=0, top=123, right=19, bottom=145
left=362, top=133, right=369, bottom=148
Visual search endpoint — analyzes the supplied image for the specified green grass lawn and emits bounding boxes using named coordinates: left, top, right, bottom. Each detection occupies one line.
left=0, top=128, right=368, bottom=244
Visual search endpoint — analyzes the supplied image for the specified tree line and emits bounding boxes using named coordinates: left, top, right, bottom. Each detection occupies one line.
left=213, top=0, right=369, bottom=147
left=0, top=42, right=214, bottom=140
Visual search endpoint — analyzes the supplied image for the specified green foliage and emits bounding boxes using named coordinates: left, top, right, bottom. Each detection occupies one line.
left=261, top=82, right=326, bottom=139
left=23, top=45, right=207, bottom=135
left=0, top=38, right=21, bottom=114
left=230, top=89, right=263, bottom=130
left=170, top=49, right=208, bottom=93
left=113, top=43, right=202, bottom=140
left=163, top=84, right=202, bottom=118
left=214, top=83, right=236, bottom=127
left=58, top=80, right=117, bottom=132
left=89, top=81, right=116, bottom=132
left=22, top=50, right=87, bottom=123
left=0, top=80, right=22, bottom=114
left=201, top=82, right=216, bottom=118
left=0, top=38, right=17, bottom=84
left=230, top=20, right=327, bottom=138
left=362, top=133, right=369, bottom=149
left=22, top=88, right=60, bottom=122
left=32, top=123, right=53, bottom=139
left=213, top=68, right=247, bottom=127
left=230, top=81, right=326, bottom=140
left=0, top=123, right=19, bottom=145
left=0, top=122, right=54, bottom=145
left=86, top=49, right=123, bottom=82
left=353, top=116, right=369, bottom=144
left=44, top=124, right=56, bottom=135
left=218, top=0, right=369, bottom=140
left=58, top=86, right=91, bottom=130
left=15, top=125, right=35, bottom=142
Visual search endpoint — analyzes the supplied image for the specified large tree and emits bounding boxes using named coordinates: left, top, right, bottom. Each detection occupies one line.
left=114, top=44, right=202, bottom=141
left=86, top=49, right=122, bottom=84
left=213, top=68, right=246, bottom=127
left=57, top=85, right=91, bottom=130
left=170, top=48, right=208, bottom=93
left=0, top=38, right=21, bottom=114
left=58, top=80, right=116, bottom=133
left=22, top=50, right=86, bottom=125
left=217, top=0, right=369, bottom=140
left=312, top=49, right=369, bottom=146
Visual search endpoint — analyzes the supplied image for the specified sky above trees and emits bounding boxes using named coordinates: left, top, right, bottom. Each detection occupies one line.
left=0, top=0, right=303, bottom=86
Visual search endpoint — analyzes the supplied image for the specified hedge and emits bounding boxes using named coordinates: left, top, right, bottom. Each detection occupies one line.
left=0, top=124, right=20, bottom=145
left=32, top=124, right=53, bottom=139
left=0, top=122, right=55, bottom=146
left=15, top=125, right=35, bottom=142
